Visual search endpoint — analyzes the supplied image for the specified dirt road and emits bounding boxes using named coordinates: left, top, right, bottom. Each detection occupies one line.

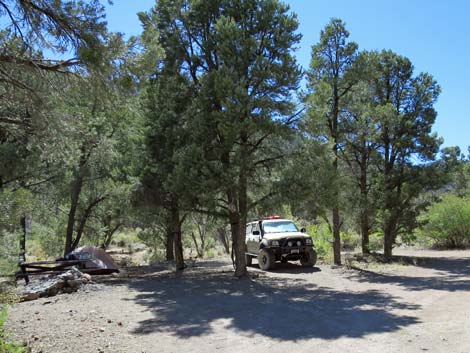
left=7, top=249, right=470, bottom=353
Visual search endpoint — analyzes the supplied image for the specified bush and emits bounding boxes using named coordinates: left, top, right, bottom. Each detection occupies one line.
left=0, top=232, right=20, bottom=276
left=341, top=231, right=361, bottom=251
left=368, top=231, right=384, bottom=252
left=307, top=223, right=333, bottom=262
left=137, top=227, right=163, bottom=254
left=419, top=195, right=470, bottom=248
left=114, top=229, right=142, bottom=249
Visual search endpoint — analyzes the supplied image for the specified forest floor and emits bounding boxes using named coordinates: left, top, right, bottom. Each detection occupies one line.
left=6, top=249, right=470, bottom=353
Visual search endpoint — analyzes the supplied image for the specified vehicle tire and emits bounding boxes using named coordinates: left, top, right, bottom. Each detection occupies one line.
left=245, top=254, right=253, bottom=266
left=300, top=248, right=317, bottom=267
left=258, top=248, right=275, bottom=271
left=281, top=258, right=288, bottom=263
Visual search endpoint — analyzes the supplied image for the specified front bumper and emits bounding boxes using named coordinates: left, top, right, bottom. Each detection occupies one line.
left=269, top=245, right=314, bottom=259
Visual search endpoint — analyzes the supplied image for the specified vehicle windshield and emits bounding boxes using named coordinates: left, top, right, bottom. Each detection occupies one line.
left=263, top=221, right=298, bottom=233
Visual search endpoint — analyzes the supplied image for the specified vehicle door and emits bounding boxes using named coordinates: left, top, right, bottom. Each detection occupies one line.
left=249, top=223, right=261, bottom=253
left=245, top=223, right=253, bottom=253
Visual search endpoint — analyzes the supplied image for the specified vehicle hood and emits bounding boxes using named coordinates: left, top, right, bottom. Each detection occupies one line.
left=263, top=232, right=311, bottom=241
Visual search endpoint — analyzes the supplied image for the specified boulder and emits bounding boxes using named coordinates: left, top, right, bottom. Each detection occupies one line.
left=20, top=267, right=92, bottom=301
left=21, top=292, right=40, bottom=301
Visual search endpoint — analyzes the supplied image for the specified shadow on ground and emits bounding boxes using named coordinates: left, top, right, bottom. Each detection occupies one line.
left=348, top=255, right=470, bottom=292
left=249, top=261, right=322, bottom=274
left=124, top=269, right=419, bottom=341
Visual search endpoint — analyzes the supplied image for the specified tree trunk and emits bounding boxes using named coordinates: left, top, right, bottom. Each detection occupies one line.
left=236, top=166, right=248, bottom=277
left=360, top=148, right=370, bottom=254
left=19, top=214, right=30, bottom=263
left=165, top=227, right=175, bottom=261
left=64, top=150, right=88, bottom=256
left=171, top=208, right=185, bottom=271
left=332, top=207, right=341, bottom=265
left=331, top=94, right=342, bottom=266
left=190, top=232, right=202, bottom=258
left=227, top=187, right=247, bottom=277
left=231, top=135, right=249, bottom=278
left=332, top=154, right=342, bottom=265
left=64, top=173, right=84, bottom=256
left=217, top=227, right=230, bottom=254
left=383, top=228, right=394, bottom=262
left=102, top=222, right=122, bottom=249
left=196, top=221, right=206, bottom=258
left=360, top=211, right=370, bottom=254
left=71, top=196, right=105, bottom=251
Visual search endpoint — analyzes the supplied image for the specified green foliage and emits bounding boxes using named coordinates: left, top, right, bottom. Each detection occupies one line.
left=112, top=229, right=140, bottom=248
left=137, top=227, right=165, bottom=256
left=304, top=18, right=361, bottom=264
left=368, top=231, right=384, bottom=252
left=0, top=281, right=18, bottom=306
left=368, top=50, right=442, bottom=258
left=307, top=223, right=333, bottom=261
left=418, top=195, right=470, bottom=248
left=0, top=0, right=453, bottom=273
left=341, top=231, right=361, bottom=251
left=0, top=188, right=33, bottom=275
left=0, top=232, right=19, bottom=276
left=140, top=0, right=303, bottom=275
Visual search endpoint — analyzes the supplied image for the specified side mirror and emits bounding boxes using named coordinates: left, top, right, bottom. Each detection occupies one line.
left=252, top=230, right=260, bottom=236
left=300, top=228, right=306, bottom=233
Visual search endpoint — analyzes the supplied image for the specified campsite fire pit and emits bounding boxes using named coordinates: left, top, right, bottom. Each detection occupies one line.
left=16, top=246, right=119, bottom=284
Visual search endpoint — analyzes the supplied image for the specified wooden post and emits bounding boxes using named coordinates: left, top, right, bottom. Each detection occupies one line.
left=19, top=214, right=31, bottom=263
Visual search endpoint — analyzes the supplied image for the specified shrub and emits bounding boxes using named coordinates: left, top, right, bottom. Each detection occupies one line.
left=341, top=231, right=361, bottom=251
left=368, top=231, right=384, bottom=252
left=137, top=227, right=163, bottom=254
left=307, top=223, right=333, bottom=262
left=419, top=195, right=470, bottom=248
left=0, top=232, right=20, bottom=276
left=114, top=229, right=142, bottom=249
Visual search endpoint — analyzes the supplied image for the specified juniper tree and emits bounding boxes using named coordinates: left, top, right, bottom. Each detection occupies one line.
left=305, top=18, right=359, bottom=265
left=145, top=0, right=302, bottom=276
left=370, top=50, right=442, bottom=260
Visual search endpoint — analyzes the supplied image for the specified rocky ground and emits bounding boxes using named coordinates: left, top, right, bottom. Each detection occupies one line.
left=5, top=249, right=470, bottom=353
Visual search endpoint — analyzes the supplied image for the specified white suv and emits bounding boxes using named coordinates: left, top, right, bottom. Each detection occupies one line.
left=245, top=217, right=317, bottom=270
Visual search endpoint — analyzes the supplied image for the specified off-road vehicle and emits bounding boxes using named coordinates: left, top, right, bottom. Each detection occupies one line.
left=245, top=216, right=317, bottom=271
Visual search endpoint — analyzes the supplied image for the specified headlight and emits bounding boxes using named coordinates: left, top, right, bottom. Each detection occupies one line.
left=305, top=238, right=312, bottom=245
left=269, top=240, right=280, bottom=246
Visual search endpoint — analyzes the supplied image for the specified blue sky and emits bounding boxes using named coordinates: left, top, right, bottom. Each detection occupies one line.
left=105, top=0, right=469, bottom=152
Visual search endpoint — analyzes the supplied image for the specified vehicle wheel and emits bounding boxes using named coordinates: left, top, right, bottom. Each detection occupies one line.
left=300, top=248, right=317, bottom=267
left=258, top=248, right=275, bottom=271
left=245, top=254, right=253, bottom=266
left=281, top=258, right=288, bottom=263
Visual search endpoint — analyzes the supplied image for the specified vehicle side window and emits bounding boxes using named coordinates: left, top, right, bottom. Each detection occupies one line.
left=246, top=224, right=252, bottom=236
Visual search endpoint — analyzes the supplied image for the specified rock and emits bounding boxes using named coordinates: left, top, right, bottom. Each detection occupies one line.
left=20, top=267, right=87, bottom=301
left=99, top=327, right=105, bottom=333
left=133, top=243, right=147, bottom=252
left=62, top=287, right=75, bottom=294
left=21, top=292, right=40, bottom=301
left=67, top=279, right=83, bottom=288
left=82, top=273, right=92, bottom=283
